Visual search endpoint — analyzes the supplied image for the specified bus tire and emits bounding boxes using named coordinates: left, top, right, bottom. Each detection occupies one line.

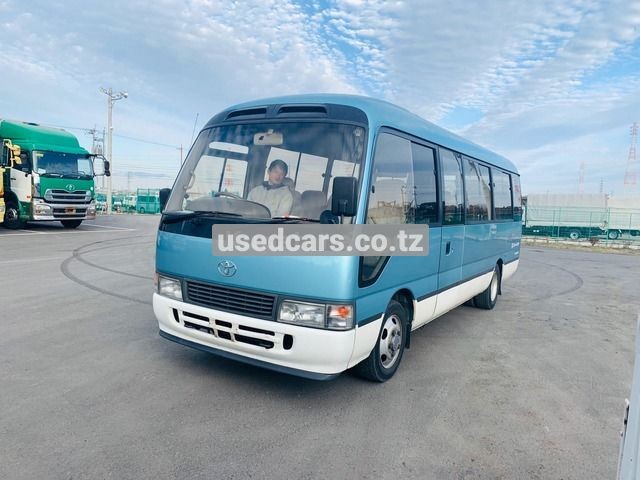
left=139, top=207, right=145, bottom=214
left=474, top=265, right=500, bottom=310
left=61, top=220, right=82, bottom=229
left=354, top=300, right=407, bottom=382
left=4, top=200, right=26, bottom=229
left=608, top=230, right=620, bottom=240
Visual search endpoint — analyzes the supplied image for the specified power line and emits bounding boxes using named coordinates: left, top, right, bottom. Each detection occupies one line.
left=40, top=122, right=182, bottom=149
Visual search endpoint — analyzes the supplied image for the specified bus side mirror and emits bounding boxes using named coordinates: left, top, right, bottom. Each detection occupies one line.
left=331, top=177, right=358, bottom=217
left=159, top=188, right=171, bottom=211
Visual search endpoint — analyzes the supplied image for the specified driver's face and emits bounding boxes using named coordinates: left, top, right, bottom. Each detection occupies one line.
left=268, top=166, right=285, bottom=185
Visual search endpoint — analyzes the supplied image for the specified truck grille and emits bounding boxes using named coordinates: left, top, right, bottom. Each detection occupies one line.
left=44, top=189, right=92, bottom=204
left=185, top=280, right=276, bottom=319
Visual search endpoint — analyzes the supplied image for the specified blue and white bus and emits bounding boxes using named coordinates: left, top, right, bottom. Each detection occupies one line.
left=154, top=94, right=522, bottom=382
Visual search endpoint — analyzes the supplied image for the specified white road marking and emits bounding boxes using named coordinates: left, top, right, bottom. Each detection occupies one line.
left=0, top=256, right=67, bottom=265
left=0, top=228, right=135, bottom=237
left=82, top=223, right=133, bottom=231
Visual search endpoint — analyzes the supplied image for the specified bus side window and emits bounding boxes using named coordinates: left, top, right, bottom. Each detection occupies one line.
left=492, top=169, right=513, bottom=220
left=512, top=174, right=523, bottom=221
left=439, top=148, right=464, bottom=225
left=463, top=156, right=492, bottom=222
left=410, top=143, right=438, bottom=225
left=367, top=132, right=413, bottom=225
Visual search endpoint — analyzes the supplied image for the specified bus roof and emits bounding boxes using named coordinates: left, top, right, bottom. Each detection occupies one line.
left=210, top=94, right=518, bottom=174
left=0, top=120, right=89, bottom=155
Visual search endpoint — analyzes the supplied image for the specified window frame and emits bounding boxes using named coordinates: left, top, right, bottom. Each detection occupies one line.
left=490, top=166, right=515, bottom=222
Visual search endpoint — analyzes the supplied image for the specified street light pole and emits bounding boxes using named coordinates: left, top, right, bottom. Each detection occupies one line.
left=100, top=87, right=128, bottom=214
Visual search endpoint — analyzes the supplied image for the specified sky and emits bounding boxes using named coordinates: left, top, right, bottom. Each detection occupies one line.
left=0, top=0, right=639, bottom=196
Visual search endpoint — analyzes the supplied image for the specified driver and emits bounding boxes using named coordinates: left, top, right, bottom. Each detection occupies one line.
left=247, top=159, right=293, bottom=217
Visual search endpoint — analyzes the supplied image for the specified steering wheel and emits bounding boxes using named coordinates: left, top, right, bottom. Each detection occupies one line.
left=214, top=191, right=242, bottom=200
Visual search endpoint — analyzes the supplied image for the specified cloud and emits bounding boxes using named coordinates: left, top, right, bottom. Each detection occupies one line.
left=0, top=0, right=638, bottom=194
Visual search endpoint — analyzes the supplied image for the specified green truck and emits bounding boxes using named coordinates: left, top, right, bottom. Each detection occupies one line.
left=0, top=120, right=109, bottom=229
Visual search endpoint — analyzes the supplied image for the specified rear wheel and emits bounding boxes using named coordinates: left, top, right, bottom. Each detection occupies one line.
left=354, top=300, right=407, bottom=382
left=608, top=230, right=620, bottom=240
left=568, top=229, right=580, bottom=240
left=474, top=265, right=500, bottom=310
left=4, top=201, right=26, bottom=229
left=61, top=220, right=82, bottom=229
left=139, top=207, right=145, bottom=214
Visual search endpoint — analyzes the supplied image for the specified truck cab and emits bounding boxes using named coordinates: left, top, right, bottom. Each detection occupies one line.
left=0, top=120, right=108, bottom=229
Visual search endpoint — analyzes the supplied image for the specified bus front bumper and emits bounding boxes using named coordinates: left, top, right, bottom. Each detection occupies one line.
left=153, top=293, right=362, bottom=380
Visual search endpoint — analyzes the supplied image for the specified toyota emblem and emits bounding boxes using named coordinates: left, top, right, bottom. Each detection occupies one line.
left=217, top=260, right=237, bottom=277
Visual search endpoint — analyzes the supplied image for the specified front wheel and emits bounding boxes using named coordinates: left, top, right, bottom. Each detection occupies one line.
left=608, top=230, right=620, bottom=240
left=474, top=265, right=500, bottom=310
left=354, top=300, right=407, bottom=382
left=61, top=220, right=82, bottom=229
left=3, top=201, right=26, bottom=229
left=568, top=229, right=580, bottom=240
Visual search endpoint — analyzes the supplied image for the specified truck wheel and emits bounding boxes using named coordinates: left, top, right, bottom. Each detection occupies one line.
left=61, top=220, right=82, bottom=229
left=568, top=229, right=580, bottom=240
left=354, top=300, right=407, bottom=382
left=139, top=207, right=145, bottom=214
left=608, top=230, right=620, bottom=240
left=4, top=201, right=26, bottom=229
left=474, top=265, right=500, bottom=310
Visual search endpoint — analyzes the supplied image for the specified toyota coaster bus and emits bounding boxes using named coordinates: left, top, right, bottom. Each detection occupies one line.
left=154, top=94, right=522, bottom=382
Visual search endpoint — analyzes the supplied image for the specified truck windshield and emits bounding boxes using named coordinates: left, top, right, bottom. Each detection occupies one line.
left=164, top=122, right=366, bottom=220
left=34, top=151, right=94, bottom=178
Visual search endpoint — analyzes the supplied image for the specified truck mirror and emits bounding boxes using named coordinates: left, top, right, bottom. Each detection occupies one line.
left=331, top=177, right=358, bottom=217
left=104, top=160, right=111, bottom=177
left=159, top=188, right=171, bottom=211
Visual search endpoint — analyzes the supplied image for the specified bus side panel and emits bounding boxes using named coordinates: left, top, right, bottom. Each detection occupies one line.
left=355, top=228, right=442, bottom=326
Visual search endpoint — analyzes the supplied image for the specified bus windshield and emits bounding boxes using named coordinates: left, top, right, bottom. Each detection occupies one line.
left=165, top=122, right=366, bottom=220
left=34, top=151, right=94, bottom=179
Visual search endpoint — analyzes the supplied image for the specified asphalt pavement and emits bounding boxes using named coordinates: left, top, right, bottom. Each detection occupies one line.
left=1, top=215, right=638, bottom=479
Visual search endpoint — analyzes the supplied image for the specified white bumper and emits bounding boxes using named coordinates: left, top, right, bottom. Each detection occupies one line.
left=153, top=293, right=363, bottom=378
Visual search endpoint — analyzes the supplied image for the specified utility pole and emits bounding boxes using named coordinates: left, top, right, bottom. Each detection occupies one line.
left=578, top=161, right=585, bottom=194
left=624, top=122, right=638, bottom=195
left=100, top=87, right=128, bottom=214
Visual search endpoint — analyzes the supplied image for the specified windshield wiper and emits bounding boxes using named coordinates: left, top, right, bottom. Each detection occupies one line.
left=270, top=216, right=320, bottom=223
left=162, top=210, right=244, bottom=224
left=40, top=173, right=63, bottom=177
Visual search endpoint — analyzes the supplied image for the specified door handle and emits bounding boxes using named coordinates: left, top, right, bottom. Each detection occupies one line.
left=445, top=241, right=452, bottom=255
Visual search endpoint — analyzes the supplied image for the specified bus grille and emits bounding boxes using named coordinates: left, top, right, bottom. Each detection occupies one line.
left=185, top=280, right=276, bottom=319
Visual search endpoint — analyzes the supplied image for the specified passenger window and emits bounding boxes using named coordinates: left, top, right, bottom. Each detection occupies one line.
left=463, top=156, right=492, bottom=222
left=440, top=149, right=464, bottom=225
left=367, top=132, right=413, bottom=224
left=295, top=153, right=328, bottom=192
left=410, top=143, right=438, bottom=224
left=512, top=174, right=523, bottom=221
left=492, top=169, right=513, bottom=220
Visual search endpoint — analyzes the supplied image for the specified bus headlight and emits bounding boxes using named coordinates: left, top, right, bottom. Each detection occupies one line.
left=157, top=275, right=183, bottom=301
left=278, top=301, right=325, bottom=328
left=278, top=301, right=354, bottom=330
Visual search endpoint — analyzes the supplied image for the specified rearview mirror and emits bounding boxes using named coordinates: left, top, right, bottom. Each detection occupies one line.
left=159, top=188, right=171, bottom=212
left=91, top=155, right=110, bottom=177
left=331, top=177, right=358, bottom=217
